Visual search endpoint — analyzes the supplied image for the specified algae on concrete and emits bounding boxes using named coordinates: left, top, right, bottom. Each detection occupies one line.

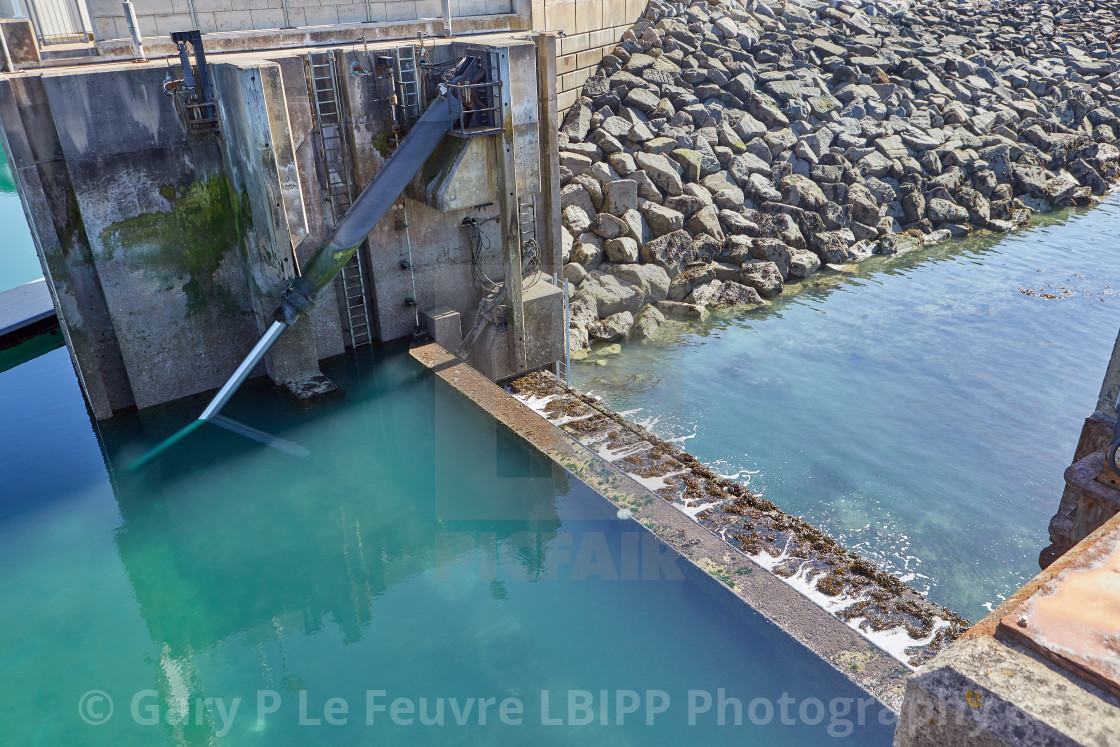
left=97, top=173, right=251, bottom=315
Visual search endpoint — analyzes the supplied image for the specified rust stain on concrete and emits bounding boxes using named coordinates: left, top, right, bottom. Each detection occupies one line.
left=999, top=526, right=1120, bottom=698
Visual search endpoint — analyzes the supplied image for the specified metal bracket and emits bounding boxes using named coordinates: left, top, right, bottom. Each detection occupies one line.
left=168, top=30, right=219, bottom=135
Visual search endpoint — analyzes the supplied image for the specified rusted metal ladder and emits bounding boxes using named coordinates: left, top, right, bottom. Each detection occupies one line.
left=309, top=50, right=373, bottom=348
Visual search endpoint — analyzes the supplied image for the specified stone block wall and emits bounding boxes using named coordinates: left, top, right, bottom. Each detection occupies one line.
left=86, top=0, right=516, bottom=41
left=531, top=0, right=646, bottom=115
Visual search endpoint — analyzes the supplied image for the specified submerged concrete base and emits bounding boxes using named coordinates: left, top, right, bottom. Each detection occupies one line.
left=896, top=513, right=1120, bottom=746
left=284, top=373, right=338, bottom=401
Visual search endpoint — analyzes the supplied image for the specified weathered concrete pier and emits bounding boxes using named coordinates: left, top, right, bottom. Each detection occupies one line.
left=0, top=10, right=580, bottom=418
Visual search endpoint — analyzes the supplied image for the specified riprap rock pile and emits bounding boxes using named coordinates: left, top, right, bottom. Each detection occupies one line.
left=559, top=0, right=1120, bottom=352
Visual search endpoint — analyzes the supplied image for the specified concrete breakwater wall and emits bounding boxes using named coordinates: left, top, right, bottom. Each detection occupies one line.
left=556, top=0, right=1120, bottom=353
left=509, top=370, right=969, bottom=677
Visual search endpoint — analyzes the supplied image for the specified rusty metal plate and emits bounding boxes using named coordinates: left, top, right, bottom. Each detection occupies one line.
left=997, top=528, right=1120, bottom=699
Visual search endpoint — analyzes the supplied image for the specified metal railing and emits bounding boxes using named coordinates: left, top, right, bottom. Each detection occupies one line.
left=24, top=0, right=91, bottom=45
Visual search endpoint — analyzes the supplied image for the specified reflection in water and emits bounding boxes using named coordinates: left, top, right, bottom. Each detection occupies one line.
left=96, top=347, right=565, bottom=742
left=0, top=342, right=892, bottom=745
left=576, top=197, right=1120, bottom=620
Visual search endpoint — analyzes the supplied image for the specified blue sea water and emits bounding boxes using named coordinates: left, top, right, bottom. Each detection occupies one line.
left=574, top=197, right=1120, bottom=620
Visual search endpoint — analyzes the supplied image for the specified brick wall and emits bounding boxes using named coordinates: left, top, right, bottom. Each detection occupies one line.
left=88, top=0, right=516, bottom=40
left=532, top=0, right=646, bottom=114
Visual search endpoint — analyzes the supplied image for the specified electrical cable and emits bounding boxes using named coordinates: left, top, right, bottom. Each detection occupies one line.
left=521, top=237, right=541, bottom=288
left=463, top=216, right=502, bottom=293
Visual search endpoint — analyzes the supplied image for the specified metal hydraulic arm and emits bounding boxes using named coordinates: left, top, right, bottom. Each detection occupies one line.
left=129, top=55, right=495, bottom=467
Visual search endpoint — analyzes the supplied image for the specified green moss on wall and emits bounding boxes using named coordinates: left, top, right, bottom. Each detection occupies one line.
left=371, top=131, right=391, bottom=158
left=98, top=174, right=252, bottom=314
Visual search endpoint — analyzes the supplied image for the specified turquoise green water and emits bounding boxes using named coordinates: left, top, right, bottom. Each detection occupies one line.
left=574, top=198, right=1120, bottom=621
left=0, top=341, right=892, bottom=745
left=0, top=145, right=41, bottom=292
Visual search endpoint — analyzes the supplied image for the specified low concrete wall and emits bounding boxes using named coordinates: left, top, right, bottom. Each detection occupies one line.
left=412, top=341, right=907, bottom=708
left=86, top=0, right=517, bottom=41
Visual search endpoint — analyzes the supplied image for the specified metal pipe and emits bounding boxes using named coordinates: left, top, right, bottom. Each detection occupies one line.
left=186, top=0, right=200, bottom=32
left=563, top=277, right=570, bottom=387
left=400, top=199, right=419, bottom=328
left=553, top=272, right=560, bottom=381
left=441, top=0, right=452, bottom=37
left=122, top=1, right=146, bottom=61
left=199, top=320, right=287, bottom=421
left=0, top=23, right=13, bottom=74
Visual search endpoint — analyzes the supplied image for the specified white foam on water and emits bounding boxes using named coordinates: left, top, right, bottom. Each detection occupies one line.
left=843, top=616, right=951, bottom=664
left=676, top=500, right=722, bottom=520
left=552, top=413, right=592, bottom=427
left=594, top=440, right=648, bottom=463
left=513, top=393, right=556, bottom=415
left=747, top=539, right=941, bottom=669
left=626, top=469, right=688, bottom=492
left=631, top=413, right=662, bottom=432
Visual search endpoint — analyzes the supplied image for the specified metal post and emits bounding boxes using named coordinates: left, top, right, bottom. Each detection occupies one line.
left=23, top=0, right=45, bottom=46
left=553, top=272, right=560, bottom=381
left=186, top=0, right=200, bottom=32
left=441, top=0, right=452, bottom=37
left=563, top=278, right=570, bottom=387
left=0, top=24, right=13, bottom=73
left=199, top=321, right=289, bottom=421
left=494, top=47, right=527, bottom=374
left=400, top=199, right=419, bottom=329
left=122, top=1, right=145, bottom=61
left=281, top=0, right=292, bottom=29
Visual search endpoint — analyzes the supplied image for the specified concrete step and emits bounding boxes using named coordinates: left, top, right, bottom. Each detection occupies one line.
left=40, top=43, right=99, bottom=66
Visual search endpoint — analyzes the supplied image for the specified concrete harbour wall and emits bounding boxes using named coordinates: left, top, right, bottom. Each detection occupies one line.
left=0, top=34, right=562, bottom=418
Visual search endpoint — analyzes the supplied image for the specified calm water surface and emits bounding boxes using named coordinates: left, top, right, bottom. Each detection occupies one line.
left=574, top=197, right=1120, bottom=620
left=0, top=144, right=40, bottom=291
left=0, top=341, right=892, bottom=745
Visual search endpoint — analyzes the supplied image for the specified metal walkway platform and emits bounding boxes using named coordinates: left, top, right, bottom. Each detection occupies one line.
left=0, top=278, right=58, bottom=349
